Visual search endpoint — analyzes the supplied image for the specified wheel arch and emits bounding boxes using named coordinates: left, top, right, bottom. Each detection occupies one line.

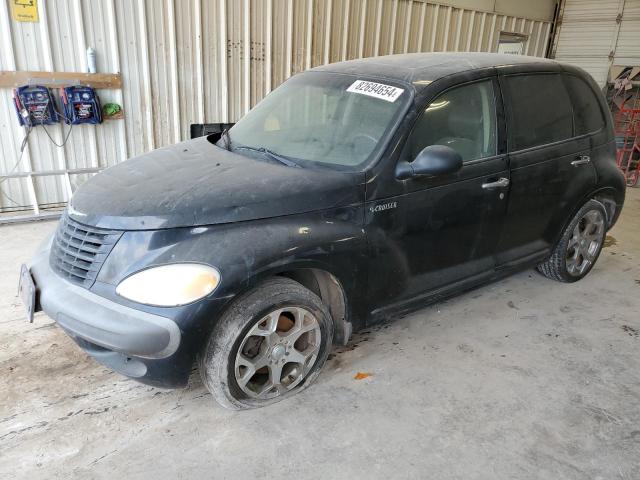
left=215, top=262, right=355, bottom=347
left=277, top=268, right=351, bottom=346
left=555, top=187, right=622, bottom=246
left=591, top=187, right=623, bottom=229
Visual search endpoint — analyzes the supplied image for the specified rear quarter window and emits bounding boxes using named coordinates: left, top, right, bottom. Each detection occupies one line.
left=564, top=74, right=605, bottom=135
left=504, top=74, right=573, bottom=151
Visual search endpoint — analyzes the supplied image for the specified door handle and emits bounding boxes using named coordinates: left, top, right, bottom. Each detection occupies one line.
left=571, top=155, right=590, bottom=166
left=482, top=177, right=510, bottom=189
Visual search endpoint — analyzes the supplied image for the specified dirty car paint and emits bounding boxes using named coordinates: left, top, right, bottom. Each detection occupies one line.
left=69, top=136, right=365, bottom=230
left=27, top=53, right=626, bottom=389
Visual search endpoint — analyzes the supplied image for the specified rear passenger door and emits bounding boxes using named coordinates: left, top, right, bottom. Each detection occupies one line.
left=494, top=73, right=597, bottom=267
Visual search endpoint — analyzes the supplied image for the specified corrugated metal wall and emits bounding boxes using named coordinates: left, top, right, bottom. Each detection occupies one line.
left=552, top=0, right=640, bottom=88
left=0, top=0, right=552, bottom=215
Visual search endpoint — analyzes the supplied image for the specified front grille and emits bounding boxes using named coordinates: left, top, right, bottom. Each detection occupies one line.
left=50, top=214, right=123, bottom=287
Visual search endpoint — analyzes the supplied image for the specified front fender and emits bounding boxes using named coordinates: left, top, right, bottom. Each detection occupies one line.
left=96, top=205, right=367, bottom=334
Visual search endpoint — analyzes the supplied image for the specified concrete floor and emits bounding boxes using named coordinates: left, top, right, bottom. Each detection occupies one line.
left=1, top=190, right=639, bottom=480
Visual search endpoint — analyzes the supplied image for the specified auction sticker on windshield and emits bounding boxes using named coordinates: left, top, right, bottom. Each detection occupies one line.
left=347, top=80, right=404, bottom=102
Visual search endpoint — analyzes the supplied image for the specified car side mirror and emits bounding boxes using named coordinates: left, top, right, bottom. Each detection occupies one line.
left=396, top=145, right=463, bottom=180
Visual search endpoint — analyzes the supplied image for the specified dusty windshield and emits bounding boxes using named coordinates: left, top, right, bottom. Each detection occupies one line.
left=226, top=72, right=410, bottom=170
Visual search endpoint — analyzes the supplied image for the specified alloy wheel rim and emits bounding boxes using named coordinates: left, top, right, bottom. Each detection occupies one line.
left=566, top=210, right=605, bottom=277
left=234, top=306, right=321, bottom=399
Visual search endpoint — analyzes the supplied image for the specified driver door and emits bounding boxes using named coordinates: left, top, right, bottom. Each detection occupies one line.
left=367, top=78, right=509, bottom=313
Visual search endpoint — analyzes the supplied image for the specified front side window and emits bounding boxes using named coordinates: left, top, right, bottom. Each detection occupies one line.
left=565, top=75, right=605, bottom=135
left=227, top=72, right=410, bottom=170
left=407, top=80, right=497, bottom=163
left=504, top=74, right=573, bottom=150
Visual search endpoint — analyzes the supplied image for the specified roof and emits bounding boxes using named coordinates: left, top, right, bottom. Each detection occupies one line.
left=312, top=52, right=558, bottom=85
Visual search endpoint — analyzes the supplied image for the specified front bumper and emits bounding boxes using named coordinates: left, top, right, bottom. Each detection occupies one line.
left=29, top=240, right=184, bottom=384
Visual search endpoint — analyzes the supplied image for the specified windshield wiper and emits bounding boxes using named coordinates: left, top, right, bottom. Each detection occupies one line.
left=221, top=127, right=232, bottom=151
left=234, top=146, right=300, bottom=168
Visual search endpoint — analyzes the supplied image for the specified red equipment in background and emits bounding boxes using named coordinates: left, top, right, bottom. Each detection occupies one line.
left=614, top=93, right=640, bottom=187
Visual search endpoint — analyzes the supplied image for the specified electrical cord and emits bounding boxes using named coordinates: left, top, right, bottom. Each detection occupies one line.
left=41, top=101, right=74, bottom=147
left=41, top=121, right=73, bottom=148
left=0, top=187, right=22, bottom=207
left=0, top=125, right=33, bottom=206
left=0, top=94, right=74, bottom=208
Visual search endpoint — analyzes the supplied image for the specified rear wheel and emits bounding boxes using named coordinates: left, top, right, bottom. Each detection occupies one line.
left=199, top=277, right=333, bottom=410
left=537, top=199, right=607, bottom=282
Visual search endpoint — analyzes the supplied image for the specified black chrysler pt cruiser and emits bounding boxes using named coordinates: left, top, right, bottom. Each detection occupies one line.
left=20, top=53, right=625, bottom=409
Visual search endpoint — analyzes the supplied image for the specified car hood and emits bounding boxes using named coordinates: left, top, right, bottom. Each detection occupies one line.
left=68, top=137, right=365, bottom=230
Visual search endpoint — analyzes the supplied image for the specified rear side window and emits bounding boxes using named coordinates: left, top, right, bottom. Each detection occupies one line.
left=565, top=75, right=605, bottom=135
left=504, top=74, right=573, bottom=150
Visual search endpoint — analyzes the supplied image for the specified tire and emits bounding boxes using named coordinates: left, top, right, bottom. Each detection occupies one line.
left=537, top=199, right=607, bottom=283
left=198, top=277, right=334, bottom=410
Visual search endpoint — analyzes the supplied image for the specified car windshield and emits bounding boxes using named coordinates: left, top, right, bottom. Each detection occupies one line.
left=225, top=72, right=410, bottom=170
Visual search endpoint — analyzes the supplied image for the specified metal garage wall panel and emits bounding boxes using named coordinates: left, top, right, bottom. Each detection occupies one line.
left=113, top=0, right=154, bottom=156
left=250, top=0, right=268, bottom=107
left=226, top=0, right=243, bottom=121
left=291, top=0, right=309, bottom=72
left=1, top=0, right=552, bottom=214
left=145, top=1, right=180, bottom=146
left=270, top=0, right=287, bottom=90
left=0, top=4, right=31, bottom=211
left=327, top=0, right=345, bottom=62
left=6, top=1, right=65, bottom=210
left=201, top=0, right=227, bottom=123
left=47, top=0, right=94, bottom=175
left=553, top=0, right=640, bottom=87
left=81, top=0, right=127, bottom=171
left=360, top=0, right=382, bottom=57
left=175, top=0, right=205, bottom=140
left=376, top=0, right=394, bottom=56
left=0, top=177, right=31, bottom=212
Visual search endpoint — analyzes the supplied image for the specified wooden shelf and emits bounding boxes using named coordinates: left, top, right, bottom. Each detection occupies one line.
left=0, top=71, right=122, bottom=89
left=103, top=111, right=124, bottom=120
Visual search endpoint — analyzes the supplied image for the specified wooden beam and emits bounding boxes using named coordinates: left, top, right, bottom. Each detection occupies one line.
left=0, top=71, right=122, bottom=89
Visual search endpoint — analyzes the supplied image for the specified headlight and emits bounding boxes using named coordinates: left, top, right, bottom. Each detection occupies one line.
left=116, top=263, right=220, bottom=307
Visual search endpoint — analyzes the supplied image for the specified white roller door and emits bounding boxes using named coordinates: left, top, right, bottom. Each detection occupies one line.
left=553, top=0, right=640, bottom=87
left=616, top=1, right=640, bottom=66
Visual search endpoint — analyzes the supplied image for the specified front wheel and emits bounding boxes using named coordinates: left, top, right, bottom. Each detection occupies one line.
left=198, top=277, right=334, bottom=410
left=537, top=199, right=607, bottom=283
